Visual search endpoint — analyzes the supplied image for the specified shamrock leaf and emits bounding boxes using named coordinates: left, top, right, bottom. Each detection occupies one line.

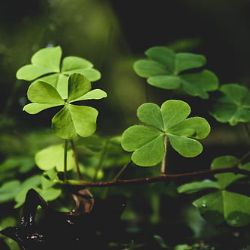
left=134, top=46, right=219, bottom=99
left=178, top=155, right=250, bottom=226
left=16, top=46, right=101, bottom=99
left=23, top=73, right=107, bottom=139
left=210, top=83, right=250, bottom=125
left=193, top=190, right=250, bottom=226
left=35, top=144, right=76, bottom=171
left=121, top=100, right=210, bottom=166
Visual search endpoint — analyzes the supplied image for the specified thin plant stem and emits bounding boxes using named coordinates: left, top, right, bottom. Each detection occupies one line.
left=113, top=161, right=132, bottom=182
left=64, top=139, right=68, bottom=182
left=93, top=139, right=109, bottom=181
left=161, top=135, right=168, bottom=175
left=243, top=123, right=250, bottom=144
left=70, top=140, right=83, bottom=181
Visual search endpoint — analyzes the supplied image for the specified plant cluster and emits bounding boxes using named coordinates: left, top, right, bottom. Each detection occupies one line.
left=1, top=45, right=250, bottom=249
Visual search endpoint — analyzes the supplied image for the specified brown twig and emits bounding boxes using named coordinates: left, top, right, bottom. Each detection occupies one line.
left=64, top=164, right=250, bottom=188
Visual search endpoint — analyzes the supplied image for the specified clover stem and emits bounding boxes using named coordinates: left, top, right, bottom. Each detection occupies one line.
left=161, top=135, right=168, bottom=175
left=93, top=139, right=109, bottom=181
left=243, top=123, right=250, bottom=144
left=63, top=139, right=68, bottom=182
left=70, top=140, right=83, bottom=181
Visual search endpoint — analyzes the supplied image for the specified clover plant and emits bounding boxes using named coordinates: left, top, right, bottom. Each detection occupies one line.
left=121, top=100, right=210, bottom=168
left=3, top=43, right=250, bottom=250
left=133, top=46, right=219, bottom=99
left=178, top=156, right=250, bottom=226
left=210, top=83, right=250, bottom=125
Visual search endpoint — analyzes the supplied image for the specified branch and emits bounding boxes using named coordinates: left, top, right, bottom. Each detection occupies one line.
left=63, top=164, right=250, bottom=188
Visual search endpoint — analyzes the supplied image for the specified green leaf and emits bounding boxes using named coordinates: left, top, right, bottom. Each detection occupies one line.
left=68, top=73, right=91, bottom=102
left=161, top=100, right=191, bottom=129
left=167, top=134, right=203, bottom=157
left=73, top=89, right=107, bottom=102
left=14, top=175, right=42, bottom=208
left=23, top=72, right=106, bottom=139
left=211, top=155, right=242, bottom=189
left=16, top=46, right=61, bottom=80
left=23, top=103, right=62, bottom=114
left=121, top=125, right=165, bottom=166
left=16, top=46, right=101, bottom=96
left=193, top=190, right=250, bottom=226
left=121, top=100, right=210, bottom=166
left=175, top=52, right=206, bottom=74
left=178, top=181, right=220, bottom=194
left=134, top=46, right=218, bottom=99
left=52, top=104, right=98, bottom=139
left=27, top=80, right=64, bottom=103
left=168, top=117, right=211, bottom=139
left=62, top=56, right=101, bottom=81
left=23, top=81, right=64, bottom=114
left=210, top=84, right=250, bottom=125
left=137, top=103, right=165, bottom=130
left=0, top=180, right=21, bottom=203
left=35, top=144, right=75, bottom=171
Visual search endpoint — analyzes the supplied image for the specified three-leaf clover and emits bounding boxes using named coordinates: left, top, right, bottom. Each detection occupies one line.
left=23, top=73, right=107, bottom=140
left=178, top=155, right=250, bottom=226
left=121, top=100, right=210, bottom=167
left=210, top=83, right=250, bottom=125
left=16, top=46, right=101, bottom=99
left=133, top=46, right=219, bottom=99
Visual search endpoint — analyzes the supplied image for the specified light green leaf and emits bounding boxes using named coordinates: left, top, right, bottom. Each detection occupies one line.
left=14, top=175, right=42, bottom=208
left=38, top=187, right=62, bottom=201
left=62, top=56, right=101, bottom=81
left=0, top=180, right=21, bottom=203
left=167, top=134, right=203, bottom=157
left=27, top=81, right=64, bottom=104
left=68, top=73, right=91, bottom=102
left=35, top=144, right=75, bottom=171
left=161, top=100, right=191, bottom=129
left=23, top=103, right=62, bottom=114
left=137, top=103, right=164, bottom=130
left=16, top=65, right=54, bottom=81
left=31, top=46, right=61, bottom=72
left=16, top=46, right=61, bottom=80
left=52, top=104, right=98, bottom=139
left=62, top=56, right=93, bottom=71
left=121, top=125, right=165, bottom=166
left=73, top=89, right=107, bottom=102
left=168, top=117, right=211, bottom=139
left=23, top=80, right=64, bottom=114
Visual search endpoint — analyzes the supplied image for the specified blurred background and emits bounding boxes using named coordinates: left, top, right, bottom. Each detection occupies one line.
left=1, top=0, right=250, bottom=249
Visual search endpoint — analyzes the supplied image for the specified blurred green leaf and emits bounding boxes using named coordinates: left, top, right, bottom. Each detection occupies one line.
left=178, top=180, right=220, bottom=194
left=211, top=155, right=242, bottom=189
left=0, top=180, right=21, bottom=203
left=134, top=46, right=218, bottom=99
left=210, top=84, right=250, bottom=125
left=35, top=144, right=75, bottom=171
